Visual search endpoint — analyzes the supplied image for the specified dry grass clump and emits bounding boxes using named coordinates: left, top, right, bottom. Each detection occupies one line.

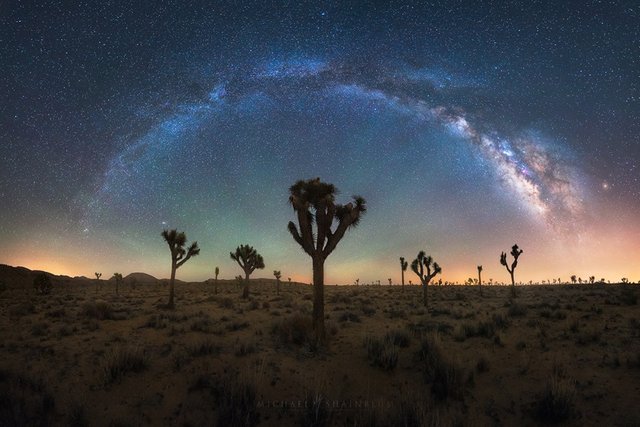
left=102, top=346, right=148, bottom=384
left=186, top=338, right=222, bottom=357
left=213, top=372, right=259, bottom=427
left=417, top=334, right=468, bottom=401
left=0, top=369, right=55, bottom=426
left=9, top=301, right=36, bottom=317
left=534, top=364, right=576, bottom=423
left=81, top=301, right=114, bottom=320
left=364, top=335, right=399, bottom=371
left=271, top=313, right=315, bottom=348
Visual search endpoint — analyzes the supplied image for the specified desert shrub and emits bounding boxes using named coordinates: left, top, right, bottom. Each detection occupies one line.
left=476, top=355, right=489, bottom=373
left=247, top=299, right=260, bottom=310
left=68, top=403, right=89, bottom=427
left=30, top=322, right=49, bottom=337
left=338, top=311, right=361, bottom=323
left=454, top=319, right=495, bottom=342
left=262, top=301, right=270, bottom=309
left=272, top=314, right=312, bottom=345
left=186, top=339, right=222, bottom=357
left=620, top=287, right=638, bottom=306
left=386, top=308, right=407, bottom=319
left=102, top=346, right=148, bottom=384
left=507, top=301, right=527, bottom=317
left=145, top=314, right=169, bottom=329
left=361, top=305, right=376, bottom=316
left=0, top=280, right=6, bottom=293
left=299, top=390, right=333, bottom=427
left=81, top=301, right=114, bottom=320
left=417, top=335, right=466, bottom=401
left=214, top=372, right=259, bottom=427
left=219, top=297, right=235, bottom=309
left=226, top=321, right=249, bottom=331
left=386, top=330, right=411, bottom=348
left=491, top=312, right=509, bottom=328
left=235, top=339, right=257, bottom=357
left=0, top=370, right=55, bottom=426
left=190, top=316, right=214, bottom=333
left=364, top=335, right=399, bottom=371
left=46, top=308, right=66, bottom=318
left=33, top=273, right=52, bottom=295
left=9, top=301, right=36, bottom=317
left=534, top=365, right=576, bottom=423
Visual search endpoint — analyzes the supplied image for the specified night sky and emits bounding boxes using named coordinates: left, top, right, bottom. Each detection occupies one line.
left=1, top=1, right=638, bottom=284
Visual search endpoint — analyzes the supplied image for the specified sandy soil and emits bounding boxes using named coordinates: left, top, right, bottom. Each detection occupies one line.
left=1, top=268, right=639, bottom=426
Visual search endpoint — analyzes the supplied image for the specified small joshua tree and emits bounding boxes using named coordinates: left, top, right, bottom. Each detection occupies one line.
left=287, top=178, right=366, bottom=343
left=411, top=251, right=442, bottom=308
left=230, top=244, right=265, bottom=299
left=399, top=257, right=408, bottom=292
left=388, top=278, right=392, bottom=286
left=500, top=244, right=523, bottom=297
left=113, top=273, right=123, bottom=295
left=214, top=266, right=220, bottom=294
left=274, top=270, right=282, bottom=295
left=477, top=265, right=483, bottom=295
left=95, top=272, right=102, bottom=293
left=162, top=229, right=200, bottom=309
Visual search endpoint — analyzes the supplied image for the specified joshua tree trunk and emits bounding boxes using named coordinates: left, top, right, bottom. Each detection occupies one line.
left=243, top=272, right=250, bottom=299
left=312, top=255, right=325, bottom=342
left=510, top=271, right=515, bottom=294
left=401, top=270, right=405, bottom=292
left=422, top=282, right=428, bottom=307
left=168, top=264, right=177, bottom=308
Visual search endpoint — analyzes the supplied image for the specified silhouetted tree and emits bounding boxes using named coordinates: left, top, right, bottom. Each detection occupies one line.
left=274, top=270, right=282, bottom=295
left=214, top=266, right=220, bottom=294
left=399, top=257, right=408, bottom=293
left=500, top=244, right=523, bottom=296
left=162, top=229, right=200, bottom=309
left=411, top=251, right=442, bottom=308
left=477, top=265, right=483, bottom=295
left=113, top=273, right=123, bottom=295
left=589, top=276, right=595, bottom=284
left=95, top=272, right=102, bottom=293
left=230, top=244, right=265, bottom=299
left=287, top=178, right=366, bottom=343
left=571, top=275, right=577, bottom=284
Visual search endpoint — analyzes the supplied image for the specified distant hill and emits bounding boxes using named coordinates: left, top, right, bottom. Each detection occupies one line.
left=123, top=272, right=158, bottom=284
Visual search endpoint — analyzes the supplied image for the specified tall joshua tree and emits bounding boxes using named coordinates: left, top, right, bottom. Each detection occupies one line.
left=500, top=244, right=523, bottom=296
left=477, top=265, right=483, bottom=295
left=113, top=273, right=123, bottom=295
left=411, top=251, right=442, bottom=308
left=274, top=270, right=282, bottom=295
left=230, top=245, right=265, bottom=299
left=214, top=266, right=220, bottom=294
left=162, top=229, right=200, bottom=309
left=399, top=257, right=408, bottom=293
left=287, top=178, right=366, bottom=343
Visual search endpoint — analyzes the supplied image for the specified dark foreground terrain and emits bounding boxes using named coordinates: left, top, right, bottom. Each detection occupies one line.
left=0, top=265, right=639, bottom=426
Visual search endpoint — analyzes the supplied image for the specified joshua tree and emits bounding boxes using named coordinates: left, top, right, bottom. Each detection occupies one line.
left=214, top=266, right=220, bottom=294
left=399, top=257, right=408, bottom=292
left=477, top=265, right=483, bottom=295
left=388, top=278, right=392, bottom=286
left=230, top=244, right=265, bottom=299
left=161, top=229, right=200, bottom=309
left=288, top=277, right=291, bottom=285
left=95, top=272, right=102, bottom=292
left=571, top=275, right=577, bottom=284
left=500, top=244, right=523, bottom=296
left=274, top=270, right=282, bottom=295
left=589, top=276, right=595, bottom=284
left=411, top=251, right=442, bottom=308
left=113, top=273, right=123, bottom=295
left=287, top=178, right=366, bottom=343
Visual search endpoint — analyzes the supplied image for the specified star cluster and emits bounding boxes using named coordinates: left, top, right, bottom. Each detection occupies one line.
left=0, top=1, right=638, bottom=283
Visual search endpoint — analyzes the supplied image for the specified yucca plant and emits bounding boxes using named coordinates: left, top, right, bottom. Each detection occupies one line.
left=500, top=244, right=523, bottom=297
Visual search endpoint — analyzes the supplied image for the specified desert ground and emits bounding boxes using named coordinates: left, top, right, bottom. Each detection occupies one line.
left=1, top=265, right=639, bottom=426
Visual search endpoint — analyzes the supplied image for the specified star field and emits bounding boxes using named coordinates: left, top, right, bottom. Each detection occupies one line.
left=1, top=1, right=638, bottom=283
